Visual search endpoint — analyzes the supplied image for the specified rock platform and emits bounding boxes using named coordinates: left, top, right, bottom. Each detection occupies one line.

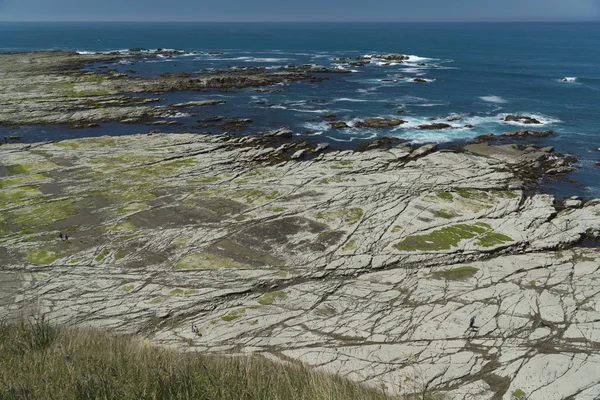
left=1, top=133, right=599, bottom=399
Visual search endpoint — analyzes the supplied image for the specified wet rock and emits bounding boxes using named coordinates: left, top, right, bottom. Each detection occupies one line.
left=417, top=123, right=452, bottom=130
left=264, top=129, right=293, bottom=138
left=475, top=133, right=496, bottom=142
left=503, top=130, right=555, bottom=138
left=314, top=143, right=330, bottom=153
left=413, top=78, right=428, bottom=83
left=370, top=53, right=410, bottom=61
left=504, top=115, right=542, bottom=124
left=290, top=149, right=306, bottom=160
left=328, top=121, right=349, bottom=129
left=354, top=118, right=406, bottom=128
left=408, top=143, right=437, bottom=159
left=171, top=100, right=226, bottom=108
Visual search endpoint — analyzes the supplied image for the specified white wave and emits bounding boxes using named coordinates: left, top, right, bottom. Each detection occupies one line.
left=270, top=105, right=287, bottom=110
left=332, top=97, right=369, bottom=103
left=304, top=121, right=330, bottom=131
left=562, top=77, right=578, bottom=82
left=480, top=96, right=508, bottom=104
left=499, top=113, right=561, bottom=126
left=290, top=108, right=330, bottom=113
left=413, top=103, right=447, bottom=107
left=245, top=58, right=292, bottom=63
left=406, top=55, right=433, bottom=62
left=401, top=68, right=425, bottom=74
left=76, top=51, right=96, bottom=55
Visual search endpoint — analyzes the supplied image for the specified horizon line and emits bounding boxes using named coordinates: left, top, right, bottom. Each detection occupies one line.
left=0, top=19, right=599, bottom=23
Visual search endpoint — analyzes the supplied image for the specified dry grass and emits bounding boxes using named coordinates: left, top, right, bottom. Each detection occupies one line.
left=0, top=316, right=399, bottom=400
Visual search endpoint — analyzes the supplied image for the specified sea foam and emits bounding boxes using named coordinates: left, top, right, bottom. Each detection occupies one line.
left=480, top=96, right=508, bottom=104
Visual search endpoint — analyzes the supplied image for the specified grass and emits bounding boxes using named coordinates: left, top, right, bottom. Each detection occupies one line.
left=0, top=317, right=398, bottom=400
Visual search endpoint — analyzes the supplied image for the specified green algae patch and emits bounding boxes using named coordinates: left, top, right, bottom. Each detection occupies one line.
left=115, top=250, right=127, bottom=260
left=432, top=266, right=479, bottom=281
left=394, top=222, right=510, bottom=252
left=95, top=249, right=110, bottom=263
left=341, top=241, right=357, bottom=251
left=171, top=236, right=192, bottom=248
left=315, top=307, right=337, bottom=317
left=123, top=158, right=197, bottom=180
left=511, top=389, right=526, bottom=400
left=115, top=202, right=150, bottom=215
left=148, top=296, right=167, bottom=305
left=329, top=160, right=355, bottom=170
left=435, top=209, right=458, bottom=219
left=0, top=174, right=48, bottom=188
left=0, top=185, right=42, bottom=201
left=170, top=289, right=184, bottom=296
left=221, top=308, right=246, bottom=322
left=392, top=225, right=403, bottom=233
left=175, top=252, right=250, bottom=270
left=249, top=320, right=259, bottom=326
left=108, top=221, right=137, bottom=233
left=257, top=291, right=288, bottom=306
left=120, top=284, right=134, bottom=293
left=6, top=162, right=58, bottom=175
left=436, top=191, right=454, bottom=201
left=10, top=198, right=84, bottom=230
left=0, top=215, right=9, bottom=235
left=315, top=208, right=363, bottom=225
left=25, top=249, right=60, bottom=265
left=232, top=189, right=279, bottom=204
left=475, top=231, right=513, bottom=247
left=189, top=176, right=222, bottom=184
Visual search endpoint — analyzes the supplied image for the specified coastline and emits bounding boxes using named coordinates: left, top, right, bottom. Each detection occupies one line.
left=1, top=50, right=600, bottom=399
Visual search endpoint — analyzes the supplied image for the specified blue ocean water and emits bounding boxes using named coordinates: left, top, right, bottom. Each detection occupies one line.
left=0, top=22, right=599, bottom=197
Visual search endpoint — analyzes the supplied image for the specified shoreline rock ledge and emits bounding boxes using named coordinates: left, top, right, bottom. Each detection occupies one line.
left=1, top=133, right=599, bottom=400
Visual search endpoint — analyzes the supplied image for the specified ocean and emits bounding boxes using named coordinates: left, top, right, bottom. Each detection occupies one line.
left=0, top=22, right=599, bottom=197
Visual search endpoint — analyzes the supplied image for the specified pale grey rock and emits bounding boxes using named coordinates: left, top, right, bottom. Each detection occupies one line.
left=0, top=133, right=599, bottom=400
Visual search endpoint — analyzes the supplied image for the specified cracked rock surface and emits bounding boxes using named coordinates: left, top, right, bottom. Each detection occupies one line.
left=1, top=133, right=599, bottom=400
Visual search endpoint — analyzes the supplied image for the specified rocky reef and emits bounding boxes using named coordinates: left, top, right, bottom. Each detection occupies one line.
left=0, top=51, right=324, bottom=127
left=1, top=131, right=599, bottom=400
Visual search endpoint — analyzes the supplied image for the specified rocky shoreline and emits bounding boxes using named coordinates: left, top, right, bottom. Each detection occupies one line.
left=1, top=51, right=600, bottom=400
left=1, top=129, right=599, bottom=400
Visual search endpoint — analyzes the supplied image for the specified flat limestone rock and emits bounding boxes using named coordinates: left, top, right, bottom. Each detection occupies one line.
left=1, top=133, right=599, bottom=400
